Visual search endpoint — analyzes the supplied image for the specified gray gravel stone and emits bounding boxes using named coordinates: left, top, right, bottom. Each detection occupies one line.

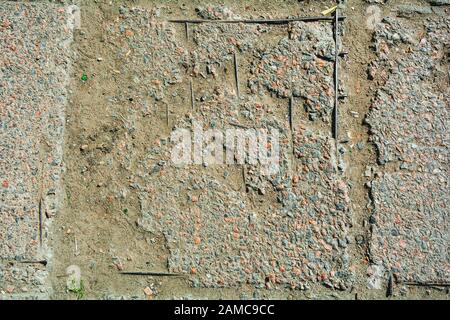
left=396, top=5, right=433, bottom=18
left=425, top=0, right=450, bottom=5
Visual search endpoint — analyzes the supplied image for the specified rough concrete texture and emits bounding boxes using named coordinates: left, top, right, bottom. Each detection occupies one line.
left=366, top=16, right=449, bottom=172
left=249, top=22, right=336, bottom=121
left=190, top=6, right=270, bottom=69
left=105, top=6, right=185, bottom=103
left=137, top=119, right=352, bottom=290
left=0, top=0, right=448, bottom=300
left=116, top=6, right=352, bottom=290
left=369, top=172, right=448, bottom=284
left=0, top=2, right=76, bottom=297
left=366, top=14, right=449, bottom=287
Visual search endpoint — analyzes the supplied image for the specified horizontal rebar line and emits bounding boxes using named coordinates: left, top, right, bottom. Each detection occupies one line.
left=0, top=259, right=48, bottom=266
left=19, top=260, right=48, bottom=266
left=401, top=282, right=450, bottom=287
left=120, top=271, right=185, bottom=277
left=168, top=16, right=346, bottom=24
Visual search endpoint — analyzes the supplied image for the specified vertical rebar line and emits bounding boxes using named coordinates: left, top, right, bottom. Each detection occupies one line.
left=233, top=52, right=240, bottom=98
left=289, top=95, right=296, bottom=176
left=289, top=52, right=295, bottom=175
left=242, top=165, right=247, bottom=192
left=38, top=197, right=43, bottom=247
left=289, top=52, right=294, bottom=132
left=186, top=22, right=195, bottom=112
left=38, top=159, right=45, bottom=248
left=166, top=103, right=169, bottom=127
left=190, top=79, right=194, bottom=110
left=334, top=9, right=339, bottom=142
left=289, top=96, right=293, bottom=131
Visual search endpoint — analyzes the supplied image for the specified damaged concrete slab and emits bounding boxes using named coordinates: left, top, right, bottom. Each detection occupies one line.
left=115, top=6, right=354, bottom=290
left=0, top=2, right=76, bottom=297
left=0, top=0, right=448, bottom=300
left=369, top=172, right=449, bottom=284
left=137, top=122, right=352, bottom=290
left=366, top=15, right=449, bottom=287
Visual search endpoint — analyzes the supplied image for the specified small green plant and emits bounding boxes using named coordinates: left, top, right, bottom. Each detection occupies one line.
left=68, top=279, right=85, bottom=300
left=81, top=73, right=88, bottom=82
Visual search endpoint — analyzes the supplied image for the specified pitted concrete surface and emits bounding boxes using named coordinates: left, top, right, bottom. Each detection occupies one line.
left=0, top=2, right=75, bottom=297
left=0, top=0, right=448, bottom=299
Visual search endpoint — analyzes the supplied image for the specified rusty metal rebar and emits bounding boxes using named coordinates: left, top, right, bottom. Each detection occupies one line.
left=169, top=16, right=346, bottom=24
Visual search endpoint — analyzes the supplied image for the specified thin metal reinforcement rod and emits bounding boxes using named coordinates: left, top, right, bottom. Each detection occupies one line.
left=166, top=103, right=169, bottom=126
left=400, top=281, right=450, bottom=287
left=18, top=260, right=48, bottom=266
left=242, top=165, right=247, bottom=192
left=233, top=52, right=240, bottom=98
left=190, top=79, right=195, bottom=110
left=38, top=197, right=43, bottom=247
left=333, top=9, right=339, bottom=142
left=289, top=96, right=293, bottom=131
left=38, top=159, right=45, bottom=248
left=168, top=16, right=346, bottom=24
left=120, top=271, right=186, bottom=277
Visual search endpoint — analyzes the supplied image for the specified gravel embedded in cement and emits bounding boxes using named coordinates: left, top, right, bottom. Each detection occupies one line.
left=137, top=108, right=352, bottom=290
left=249, top=22, right=335, bottom=122
left=366, top=17, right=449, bottom=172
left=113, top=6, right=354, bottom=289
left=0, top=1, right=74, bottom=295
left=369, top=172, right=449, bottom=283
left=367, top=16, right=449, bottom=285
